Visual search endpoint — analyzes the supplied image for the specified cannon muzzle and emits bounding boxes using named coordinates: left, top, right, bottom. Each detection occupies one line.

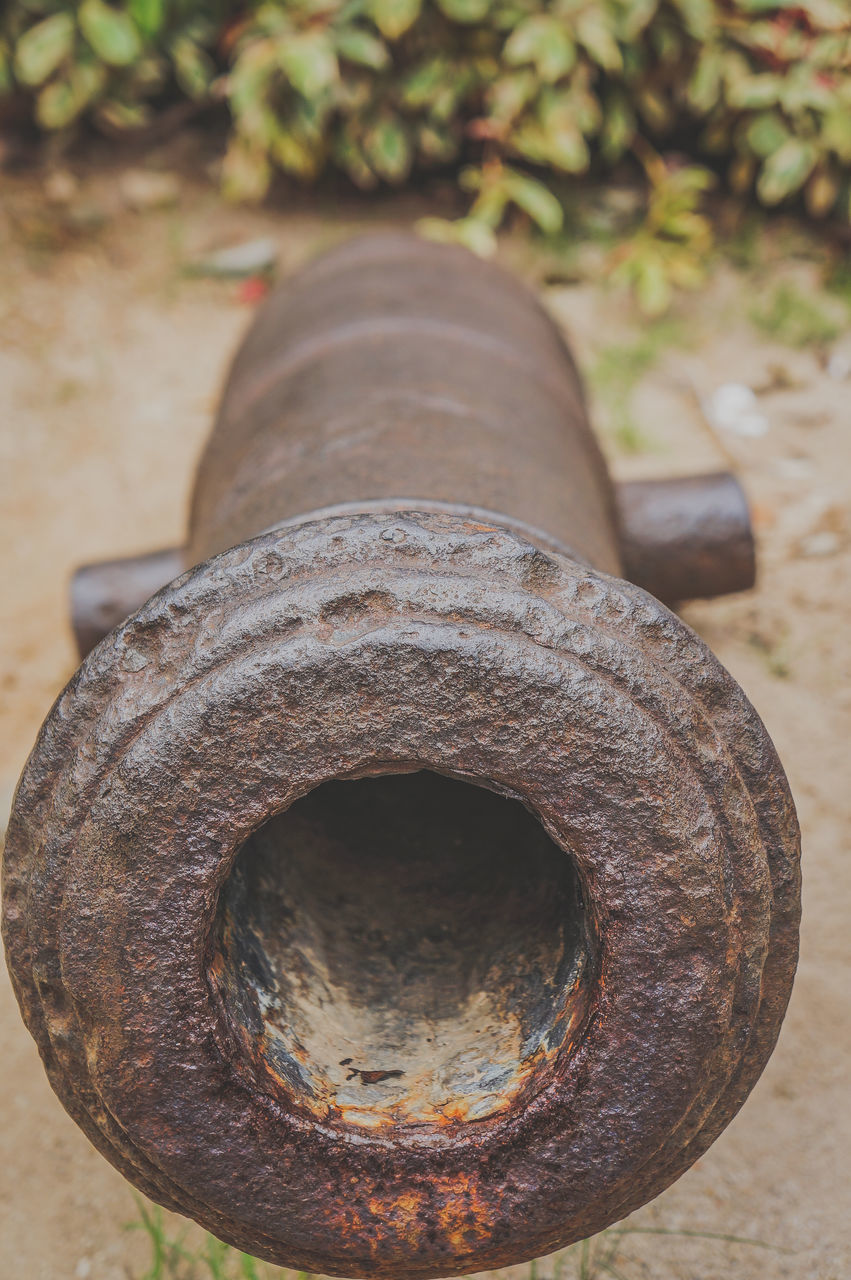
left=2, top=235, right=800, bottom=1278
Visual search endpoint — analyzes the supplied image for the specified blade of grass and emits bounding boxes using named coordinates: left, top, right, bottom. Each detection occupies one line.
left=553, top=1243, right=579, bottom=1279
left=617, top=1226, right=785, bottom=1251
left=201, top=1236, right=232, bottom=1279
left=126, top=1193, right=198, bottom=1278
left=596, top=1226, right=628, bottom=1276
left=579, top=1236, right=592, bottom=1280
left=126, top=1198, right=169, bottom=1280
left=597, top=1261, right=632, bottom=1280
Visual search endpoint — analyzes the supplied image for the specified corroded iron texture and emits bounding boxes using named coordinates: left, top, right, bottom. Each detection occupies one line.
left=617, top=472, right=756, bottom=604
left=70, top=546, right=184, bottom=659
left=185, top=232, right=621, bottom=570
left=3, top=237, right=799, bottom=1279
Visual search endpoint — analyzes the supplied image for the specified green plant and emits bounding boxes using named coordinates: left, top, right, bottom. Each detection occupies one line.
left=606, top=143, right=715, bottom=316
left=4, top=1, right=228, bottom=132
left=419, top=159, right=565, bottom=254
left=4, top=2, right=851, bottom=312
left=590, top=315, right=684, bottom=451
left=746, top=626, right=792, bottom=678
left=750, top=279, right=841, bottom=346
left=125, top=1196, right=297, bottom=1279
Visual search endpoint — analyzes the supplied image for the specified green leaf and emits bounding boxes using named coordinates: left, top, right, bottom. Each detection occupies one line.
left=278, top=31, right=338, bottom=98
left=670, top=0, right=713, bottom=38
left=728, top=152, right=755, bottom=194
left=334, top=129, right=378, bottom=188
left=32, top=45, right=107, bottom=129
left=128, top=0, right=164, bottom=39
left=823, top=108, right=851, bottom=163
left=454, top=218, right=498, bottom=256
left=36, top=77, right=79, bottom=128
left=742, top=0, right=844, bottom=20
left=799, top=0, right=847, bottom=28
left=436, top=0, right=492, bottom=24
left=417, top=215, right=497, bottom=257
left=335, top=28, right=390, bottom=70
left=97, top=97, right=151, bottom=130
left=401, top=56, right=448, bottom=107
left=534, top=92, right=593, bottom=172
left=368, top=0, right=422, bottom=40
left=171, top=35, right=214, bottom=99
left=509, top=118, right=550, bottom=166
left=747, top=111, right=790, bottom=159
left=0, top=41, right=12, bottom=95
left=270, top=107, right=324, bottom=179
left=618, top=0, right=659, bottom=41
left=72, top=58, right=108, bottom=107
left=687, top=48, right=722, bottom=113
left=14, top=13, right=74, bottom=87
left=467, top=174, right=510, bottom=227
left=486, top=69, right=537, bottom=124
left=79, top=0, right=142, bottom=68
left=637, top=84, right=671, bottom=130
left=222, top=138, right=273, bottom=202
left=238, top=1253, right=262, bottom=1280
left=635, top=254, right=672, bottom=317
left=416, top=122, right=458, bottom=162
left=575, top=10, right=622, bottom=72
left=549, top=125, right=590, bottom=172
left=601, top=90, right=635, bottom=160
left=727, top=73, right=782, bottom=110
left=806, top=167, right=840, bottom=218
left=503, top=16, right=576, bottom=84
left=757, top=137, right=817, bottom=205
left=502, top=169, right=563, bottom=234
left=363, top=114, right=412, bottom=182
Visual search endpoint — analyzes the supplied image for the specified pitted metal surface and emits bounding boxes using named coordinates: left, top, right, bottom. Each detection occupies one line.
left=3, top=236, right=799, bottom=1277
left=4, top=511, right=799, bottom=1276
left=186, top=233, right=622, bottom=572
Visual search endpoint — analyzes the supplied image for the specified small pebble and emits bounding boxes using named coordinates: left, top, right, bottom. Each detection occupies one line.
left=75, top=1259, right=92, bottom=1279
left=120, top=168, right=180, bottom=211
left=798, top=531, right=842, bottom=557
left=827, top=351, right=851, bottom=381
left=188, top=237, right=279, bottom=279
left=44, top=168, right=79, bottom=205
left=705, top=383, right=769, bottom=438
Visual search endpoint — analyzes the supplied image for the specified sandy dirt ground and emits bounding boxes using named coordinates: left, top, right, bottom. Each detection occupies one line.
left=0, top=162, right=848, bottom=1280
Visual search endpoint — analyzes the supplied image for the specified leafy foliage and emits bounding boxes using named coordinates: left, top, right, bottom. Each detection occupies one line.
left=606, top=142, right=715, bottom=315
left=749, top=279, right=842, bottom=346
left=3, top=1, right=851, bottom=309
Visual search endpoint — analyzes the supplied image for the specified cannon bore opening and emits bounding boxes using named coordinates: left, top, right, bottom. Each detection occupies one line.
left=211, top=771, right=592, bottom=1132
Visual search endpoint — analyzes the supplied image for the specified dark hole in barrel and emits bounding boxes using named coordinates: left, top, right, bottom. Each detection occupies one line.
left=211, top=771, right=591, bottom=1131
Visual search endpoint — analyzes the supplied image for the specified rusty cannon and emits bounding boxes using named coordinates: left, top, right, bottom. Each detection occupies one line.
left=3, top=235, right=800, bottom=1278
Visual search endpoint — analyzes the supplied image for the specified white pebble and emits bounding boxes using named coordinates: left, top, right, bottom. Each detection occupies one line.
left=798, top=531, right=841, bottom=557
left=705, top=383, right=769, bottom=437
left=827, top=352, right=851, bottom=381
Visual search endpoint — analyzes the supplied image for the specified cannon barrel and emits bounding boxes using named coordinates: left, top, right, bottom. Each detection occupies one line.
left=3, top=235, right=800, bottom=1279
